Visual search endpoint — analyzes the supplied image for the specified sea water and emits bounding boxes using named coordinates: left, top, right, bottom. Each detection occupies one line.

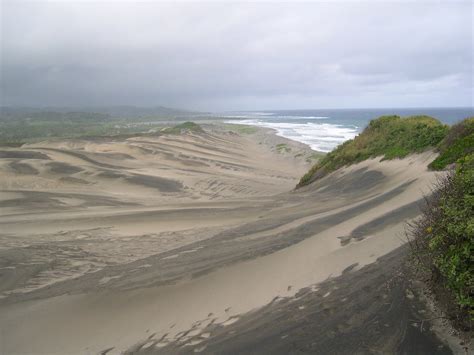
left=220, top=107, right=473, bottom=152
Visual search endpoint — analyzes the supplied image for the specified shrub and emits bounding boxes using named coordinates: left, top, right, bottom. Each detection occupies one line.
left=297, top=115, right=448, bottom=187
left=408, top=153, right=474, bottom=321
left=429, top=117, right=474, bottom=170
left=161, top=122, right=204, bottom=134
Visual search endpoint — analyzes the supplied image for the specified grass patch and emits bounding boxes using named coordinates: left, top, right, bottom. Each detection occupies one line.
left=225, top=124, right=258, bottom=134
left=305, top=151, right=325, bottom=163
left=297, top=115, right=448, bottom=187
left=276, top=143, right=291, bottom=153
left=429, top=117, right=474, bottom=170
left=161, top=122, right=204, bottom=134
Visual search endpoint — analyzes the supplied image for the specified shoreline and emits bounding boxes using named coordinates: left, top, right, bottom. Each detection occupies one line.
left=214, top=121, right=327, bottom=160
left=224, top=120, right=348, bottom=154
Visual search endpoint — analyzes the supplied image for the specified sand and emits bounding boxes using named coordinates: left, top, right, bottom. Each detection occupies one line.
left=0, top=125, right=453, bottom=354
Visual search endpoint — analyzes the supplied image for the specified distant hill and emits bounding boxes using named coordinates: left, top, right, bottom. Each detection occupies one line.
left=84, top=105, right=201, bottom=118
left=0, top=105, right=202, bottom=121
left=0, top=106, right=204, bottom=144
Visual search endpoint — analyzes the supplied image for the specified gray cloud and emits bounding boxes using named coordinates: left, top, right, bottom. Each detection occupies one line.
left=1, top=1, right=472, bottom=110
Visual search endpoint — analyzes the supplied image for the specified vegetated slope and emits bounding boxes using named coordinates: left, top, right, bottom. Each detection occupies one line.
left=409, top=134, right=473, bottom=326
left=296, top=113, right=473, bottom=327
left=297, top=115, right=448, bottom=187
left=429, top=117, right=474, bottom=170
left=161, top=121, right=204, bottom=134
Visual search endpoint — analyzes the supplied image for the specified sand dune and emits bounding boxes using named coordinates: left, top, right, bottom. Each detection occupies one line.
left=0, top=126, right=448, bottom=354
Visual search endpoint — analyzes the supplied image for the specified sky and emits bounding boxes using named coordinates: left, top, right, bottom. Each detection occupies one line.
left=1, top=0, right=473, bottom=111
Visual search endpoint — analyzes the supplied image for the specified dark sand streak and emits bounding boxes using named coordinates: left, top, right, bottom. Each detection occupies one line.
left=147, top=246, right=451, bottom=355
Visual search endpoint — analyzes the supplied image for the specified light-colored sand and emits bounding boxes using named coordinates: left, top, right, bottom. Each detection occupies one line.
left=0, top=126, right=444, bottom=354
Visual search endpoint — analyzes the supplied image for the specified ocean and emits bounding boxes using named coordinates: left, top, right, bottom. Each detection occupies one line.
left=221, top=107, right=473, bottom=152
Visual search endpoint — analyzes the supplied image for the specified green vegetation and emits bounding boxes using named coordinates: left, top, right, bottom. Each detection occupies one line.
left=409, top=153, right=473, bottom=322
left=429, top=118, right=474, bottom=170
left=292, top=113, right=473, bottom=324
left=297, top=115, right=448, bottom=187
left=276, top=143, right=291, bottom=153
left=306, top=152, right=325, bottom=163
left=0, top=111, right=169, bottom=144
left=161, top=122, right=204, bottom=134
left=296, top=113, right=473, bottom=322
left=294, top=151, right=325, bottom=162
left=224, top=124, right=258, bottom=134
left=409, top=118, right=474, bottom=324
left=0, top=107, right=205, bottom=145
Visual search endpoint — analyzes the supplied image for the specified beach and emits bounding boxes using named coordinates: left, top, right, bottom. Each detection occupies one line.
left=0, top=124, right=454, bottom=354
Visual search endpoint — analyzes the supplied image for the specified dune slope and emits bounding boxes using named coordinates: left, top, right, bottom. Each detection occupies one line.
left=0, top=126, right=450, bottom=354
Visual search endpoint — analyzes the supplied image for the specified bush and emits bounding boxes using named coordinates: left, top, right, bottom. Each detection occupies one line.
left=408, top=153, right=474, bottom=321
left=297, top=115, right=448, bottom=187
left=161, top=122, right=204, bottom=134
left=429, top=117, right=474, bottom=170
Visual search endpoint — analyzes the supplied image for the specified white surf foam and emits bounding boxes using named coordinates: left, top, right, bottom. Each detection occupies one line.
left=225, top=119, right=359, bottom=152
left=221, top=114, right=328, bottom=120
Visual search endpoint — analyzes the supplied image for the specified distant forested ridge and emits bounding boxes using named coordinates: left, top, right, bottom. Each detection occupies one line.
left=0, top=106, right=202, bottom=144
left=0, top=105, right=199, bottom=120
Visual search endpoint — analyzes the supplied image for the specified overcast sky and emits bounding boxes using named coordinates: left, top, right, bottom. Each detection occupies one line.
left=1, top=0, right=473, bottom=111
